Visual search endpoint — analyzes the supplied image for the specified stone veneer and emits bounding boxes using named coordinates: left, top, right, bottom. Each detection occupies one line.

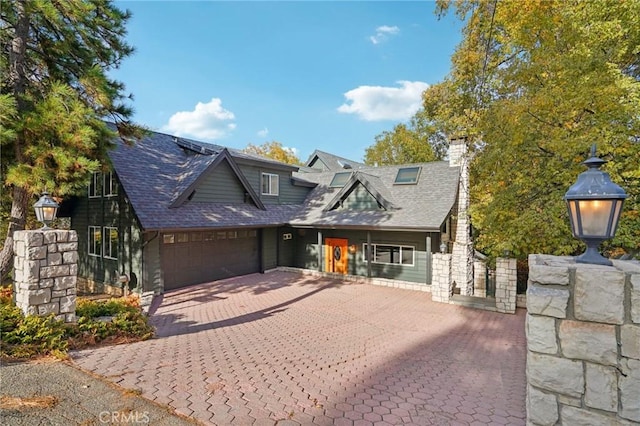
left=430, top=253, right=452, bottom=303
left=13, top=230, right=78, bottom=323
left=526, top=254, right=640, bottom=425
left=473, top=259, right=487, bottom=297
left=450, top=138, right=474, bottom=296
left=495, top=257, right=517, bottom=314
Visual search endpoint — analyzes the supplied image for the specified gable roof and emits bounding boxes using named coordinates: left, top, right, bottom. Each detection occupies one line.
left=107, top=126, right=295, bottom=231
left=305, top=150, right=366, bottom=172
left=170, top=148, right=265, bottom=210
left=324, top=171, right=397, bottom=212
left=290, top=162, right=460, bottom=231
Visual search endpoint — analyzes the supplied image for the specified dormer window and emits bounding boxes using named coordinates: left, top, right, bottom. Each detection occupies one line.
left=261, top=173, right=279, bottom=196
left=329, top=172, right=352, bottom=188
left=394, top=167, right=421, bottom=185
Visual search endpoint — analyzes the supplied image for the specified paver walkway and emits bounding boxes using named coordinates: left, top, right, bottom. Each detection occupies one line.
left=72, top=271, right=526, bottom=425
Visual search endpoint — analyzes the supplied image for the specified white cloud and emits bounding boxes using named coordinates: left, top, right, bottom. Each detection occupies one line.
left=162, top=98, right=236, bottom=140
left=337, top=80, right=429, bottom=121
left=257, top=127, right=269, bottom=138
left=370, top=25, right=400, bottom=45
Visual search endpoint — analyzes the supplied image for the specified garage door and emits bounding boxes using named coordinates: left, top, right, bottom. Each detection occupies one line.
left=161, top=229, right=259, bottom=290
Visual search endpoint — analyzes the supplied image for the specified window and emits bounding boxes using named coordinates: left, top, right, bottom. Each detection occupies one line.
left=394, top=167, right=421, bottom=185
left=176, top=233, right=189, bottom=243
left=103, top=227, right=118, bottom=259
left=261, top=173, right=279, bottom=196
left=363, top=243, right=415, bottom=266
left=248, top=230, right=257, bottom=238
left=163, top=234, right=175, bottom=244
left=329, top=172, right=352, bottom=188
left=191, top=232, right=203, bottom=242
left=216, top=231, right=227, bottom=240
left=88, top=226, right=102, bottom=256
left=104, top=172, right=118, bottom=197
left=228, top=231, right=237, bottom=239
left=89, top=172, right=102, bottom=198
left=204, top=232, right=215, bottom=241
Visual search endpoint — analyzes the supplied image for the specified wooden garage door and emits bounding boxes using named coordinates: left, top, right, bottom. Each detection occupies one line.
left=161, top=229, right=259, bottom=290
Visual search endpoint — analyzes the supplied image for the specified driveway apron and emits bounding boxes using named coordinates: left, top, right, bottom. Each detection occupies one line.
left=71, top=271, right=526, bottom=425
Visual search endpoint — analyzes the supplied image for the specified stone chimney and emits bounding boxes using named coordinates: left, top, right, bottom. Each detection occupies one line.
left=450, top=136, right=474, bottom=295
left=449, top=137, right=467, bottom=167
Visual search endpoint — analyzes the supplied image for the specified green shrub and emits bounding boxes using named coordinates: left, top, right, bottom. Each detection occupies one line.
left=1, top=296, right=154, bottom=359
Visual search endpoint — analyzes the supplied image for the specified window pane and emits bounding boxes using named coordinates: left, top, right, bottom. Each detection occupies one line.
left=238, top=230, right=248, bottom=238
left=329, top=172, right=352, bottom=188
left=394, top=167, right=421, bottom=184
left=177, top=233, right=189, bottom=243
left=163, top=234, right=175, bottom=244
left=105, top=228, right=118, bottom=259
left=270, top=175, right=279, bottom=195
left=204, top=232, right=215, bottom=241
left=248, top=230, right=257, bottom=237
left=191, top=232, right=202, bottom=242
left=262, top=176, right=270, bottom=194
left=89, top=227, right=102, bottom=256
left=401, top=247, right=414, bottom=265
left=217, top=231, right=226, bottom=240
left=228, top=231, right=237, bottom=239
left=375, top=245, right=397, bottom=264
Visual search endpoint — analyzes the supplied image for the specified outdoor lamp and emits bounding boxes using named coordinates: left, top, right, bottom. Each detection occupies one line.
left=564, top=145, right=627, bottom=265
left=33, top=191, right=59, bottom=230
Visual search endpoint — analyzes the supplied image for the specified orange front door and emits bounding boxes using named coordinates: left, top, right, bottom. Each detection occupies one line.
left=325, top=238, right=348, bottom=274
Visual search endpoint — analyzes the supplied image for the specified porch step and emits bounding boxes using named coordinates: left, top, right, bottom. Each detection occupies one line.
left=449, top=294, right=497, bottom=312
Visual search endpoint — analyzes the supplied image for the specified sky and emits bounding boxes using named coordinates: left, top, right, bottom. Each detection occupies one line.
left=113, top=1, right=464, bottom=163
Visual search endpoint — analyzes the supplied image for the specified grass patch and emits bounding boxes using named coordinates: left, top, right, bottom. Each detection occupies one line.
left=1, top=288, right=154, bottom=360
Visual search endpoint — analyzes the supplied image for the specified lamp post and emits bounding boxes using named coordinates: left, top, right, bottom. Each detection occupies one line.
left=564, top=145, right=627, bottom=266
left=33, top=192, right=59, bottom=230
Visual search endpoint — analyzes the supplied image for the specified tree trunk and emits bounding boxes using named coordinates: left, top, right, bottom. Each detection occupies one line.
left=1, top=0, right=31, bottom=281
left=0, top=187, right=29, bottom=281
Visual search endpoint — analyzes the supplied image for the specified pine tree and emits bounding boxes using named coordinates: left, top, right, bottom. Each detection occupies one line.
left=0, top=0, right=143, bottom=280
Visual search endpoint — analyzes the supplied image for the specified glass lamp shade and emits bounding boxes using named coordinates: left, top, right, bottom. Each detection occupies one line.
left=33, top=192, right=59, bottom=229
left=564, top=146, right=627, bottom=265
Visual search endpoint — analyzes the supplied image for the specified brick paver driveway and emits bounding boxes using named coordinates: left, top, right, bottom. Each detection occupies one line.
left=72, top=271, right=526, bottom=425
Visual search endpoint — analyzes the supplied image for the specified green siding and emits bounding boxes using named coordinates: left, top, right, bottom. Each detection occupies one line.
left=292, top=229, right=438, bottom=285
left=142, top=232, right=161, bottom=293
left=336, top=183, right=383, bottom=211
left=192, top=160, right=247, bottom=203
left=239, top=164, right=310, bottom=205
left=261, top=228, right=278, bottom=270
left=70, top=175, right=145, bottom=293
left=277, top=227, right=295, bottom=267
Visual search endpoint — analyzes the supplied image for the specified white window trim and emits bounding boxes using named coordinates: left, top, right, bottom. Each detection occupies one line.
left=362, top=243, right=415, bottom=267
left=261, top=173, right=279, bottom=196
left=104, top=172, right=118, bottom=197
left=103, top=227, right=118, bottom=260
left=89, top=172, right=102, bottom=198
left=88, top=226, right=101, bottom=257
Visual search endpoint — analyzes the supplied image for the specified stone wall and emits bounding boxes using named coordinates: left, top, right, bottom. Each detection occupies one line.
left=495, top=257, right=517, bottom=314
left=13, top=230, right=78, bottom=323
left=474, top=259, right=487, bottom=297
left=431, top=253, right=452, bottom=303
left=526, top=254, right=640, bottom=425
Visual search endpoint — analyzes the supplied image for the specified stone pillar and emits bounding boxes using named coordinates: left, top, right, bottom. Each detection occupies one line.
left=13, top=230, right=78, bottom=323
left=431, top=253, right=452, bottom=303
left=526, top=254, right=640, bottom=425
left=473, top=260, right=487, bottom=298
left=495, top=257, right=517, bottom=314
left=450, top=138, right=474, bottom=296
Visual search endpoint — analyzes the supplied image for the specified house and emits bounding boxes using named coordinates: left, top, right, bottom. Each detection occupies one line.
left=68, top=127, right=471, bottom=295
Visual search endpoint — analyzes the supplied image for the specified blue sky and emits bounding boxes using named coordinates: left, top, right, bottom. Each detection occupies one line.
left=114, top=1, right=463, bottom=163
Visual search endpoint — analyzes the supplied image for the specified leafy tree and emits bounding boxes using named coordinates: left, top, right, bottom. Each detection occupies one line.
left=364, top=109, right=446, bottom=166
left=243, top=141, right=303, bottom=165
left=426, top=0, right=640, bottom=259
left=0, top=0, right=143, bottom=280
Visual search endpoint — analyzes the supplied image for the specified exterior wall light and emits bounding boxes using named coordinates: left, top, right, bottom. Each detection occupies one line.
left=33, top=191, right=59, bottom=229
left=564, top=145, right=627, bottom=265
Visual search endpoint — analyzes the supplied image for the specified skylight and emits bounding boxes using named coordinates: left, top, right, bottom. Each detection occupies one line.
left=394, top=167, right=421, bottom=184
left=329, top=172, right=352, bottom=188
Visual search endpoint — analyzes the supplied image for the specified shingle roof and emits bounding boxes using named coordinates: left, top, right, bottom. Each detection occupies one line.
left=107, top=126, right=460, bottom=233
left=290, top=162, right=460, bottom=231
left=305, top=150, right=366, bottom=172
left=107, top=127, right=296, bottom=231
